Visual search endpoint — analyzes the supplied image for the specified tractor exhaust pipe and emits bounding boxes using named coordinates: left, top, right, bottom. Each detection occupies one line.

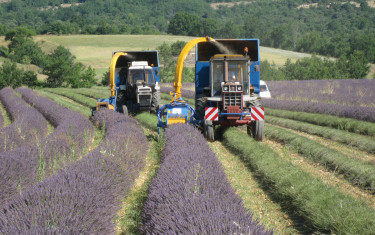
left=223, top=57, right=228, bottom=83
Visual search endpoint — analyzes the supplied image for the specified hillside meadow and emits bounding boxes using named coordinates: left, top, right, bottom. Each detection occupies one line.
left=33, top=34, right=327, bottom=79
left=1, top=34, right=374, bottom=80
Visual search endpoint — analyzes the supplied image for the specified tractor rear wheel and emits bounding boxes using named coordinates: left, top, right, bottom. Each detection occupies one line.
left=253, top=120, right=264, bottom=141
left=204, top=120, right=215, bottom=142
left=122, top=105, right=128, bottom=116
left=151, top=91, right=161, bottom=113
left=195, top=94, right=206, bottom=120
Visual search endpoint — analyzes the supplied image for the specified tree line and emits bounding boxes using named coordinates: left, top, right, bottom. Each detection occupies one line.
left=0, top=0, right=374, bottom=66
left=0, top=27, right=95, bottom=89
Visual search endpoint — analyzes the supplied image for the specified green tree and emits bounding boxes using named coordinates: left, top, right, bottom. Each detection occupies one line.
left=0, top=61, right=23, bottom=89
left=346, top=50, right=370, bottom=79
left=260, top=60, right=286, bottom=81
left=5, top=27, right=36, bottom=52
left=44, top=46, right=96, bottom=88
left=167, top=12, right=199, bottom=36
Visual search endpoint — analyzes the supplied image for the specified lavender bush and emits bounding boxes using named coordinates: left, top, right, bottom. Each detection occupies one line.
left=262, top=98, right=375, bottom=122
left=267, top=79, right=375, bottom=107
left=0, top=88, right=94, bottom=205
left=141, top=124, right=272, bottom=234
left=0, top=109, right=148, bottom=234
left=0, top=87, right=48, bottom=153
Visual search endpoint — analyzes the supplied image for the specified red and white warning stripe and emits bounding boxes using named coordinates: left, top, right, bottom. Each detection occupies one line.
left=251, top=107, right=264, bottom=120
left=205, top=107, right=219, bottom=121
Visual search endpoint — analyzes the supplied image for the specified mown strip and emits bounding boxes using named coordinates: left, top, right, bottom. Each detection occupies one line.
left=265, top=125, right=375, bottom=193
left=266, top=108, right=375, bottom=137
left=0, top=99, right=9, bottom=128
left=35, top=90, right=91, bottom=117
left=266, top=115, right=375, bottom=153
left=222, top=127, right=375, bottom=234
left=42, top=88, right=97, bottom=107
left=74, top=87, right=110, bottom=99
left=209, top=141, right=298, bottom=234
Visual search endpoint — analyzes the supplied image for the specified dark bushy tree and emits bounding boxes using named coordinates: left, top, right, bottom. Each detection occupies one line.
left=168, top=12, right=199, bottom=36
left=0, top=61, right=38, bottom=89
left=44, top=46, right=96, bottom=88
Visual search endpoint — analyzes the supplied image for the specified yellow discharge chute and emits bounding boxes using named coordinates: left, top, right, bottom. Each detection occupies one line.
left=109, top=52, right=127, bottom=97
left=172, top=36, right=215, bottom=102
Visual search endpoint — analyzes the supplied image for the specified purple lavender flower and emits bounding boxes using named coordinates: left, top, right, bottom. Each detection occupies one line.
left=141, top=124, right=272, bottom=234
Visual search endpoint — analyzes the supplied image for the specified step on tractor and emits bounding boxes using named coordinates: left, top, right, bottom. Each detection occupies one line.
left=157, top=37, right=265, bottom=141
left=93, top=51, right=161, bottom=116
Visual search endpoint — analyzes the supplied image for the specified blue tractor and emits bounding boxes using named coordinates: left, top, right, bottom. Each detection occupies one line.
left=158, top=37, right=265, bottom=141
left=94, top=51, right=161, bottom=115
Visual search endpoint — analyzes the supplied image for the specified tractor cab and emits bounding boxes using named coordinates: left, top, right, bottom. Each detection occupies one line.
left=126, top=62, right=155, bottom=85
left=209, top=55, right=250, bottom=97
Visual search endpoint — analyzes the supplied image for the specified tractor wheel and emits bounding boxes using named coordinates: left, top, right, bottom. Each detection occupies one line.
left=122, top=105, right=128, bottom=116
left=253, top=120, right=264, bottom=141
left=91, top=107, right=97, bottom=117
left=195, top=94, right=206, bottom=120
left=204, top=120, right=215, bottom=142
left=246, top=124, right=253, bottom=136
left=151, top=91, right=161, bottom=113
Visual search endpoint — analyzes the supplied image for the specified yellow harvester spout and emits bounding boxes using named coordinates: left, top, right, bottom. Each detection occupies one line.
left=172, top=36, right=215, bottom=102
left=109, top=52, right=127, bottom=97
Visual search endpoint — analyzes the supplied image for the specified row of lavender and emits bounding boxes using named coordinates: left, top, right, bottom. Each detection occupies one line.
left=0, top=109, right=148, bottom=234
left=267, top=79, right=375, bottom=107
left=141, top=124, right=272, bottom=234
left=0, top=88, right=48, bottom=153
left=261, top=98, right=375, bottom=122
left=0, top=88, right=94, bottom=205
left=265, top=79, right=375, bottom=122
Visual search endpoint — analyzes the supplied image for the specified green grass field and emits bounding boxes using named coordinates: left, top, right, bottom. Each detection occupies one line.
left=1, top=34, right=374, bottom=79
left=31, top=34, right=328, bottom=79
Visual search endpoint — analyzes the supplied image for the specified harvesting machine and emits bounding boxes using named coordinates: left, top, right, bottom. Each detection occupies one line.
left=158, top=37, right=265, bottom=141
left=93, top=51, right=161, bottom=115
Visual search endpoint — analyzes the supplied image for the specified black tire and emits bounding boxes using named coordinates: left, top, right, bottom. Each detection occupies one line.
left=204, top=120, right=215, bottom=141
left=151, top=90, right=161, bottom=113
left=195, top=94, right=206, bottom=120
left=253, top=120, right=264, bottom=141
left=91, top=107, right=97, bottom=117
left=246, top=124, right=253, bottom=136
left=122, top=105, right=128, bottom=116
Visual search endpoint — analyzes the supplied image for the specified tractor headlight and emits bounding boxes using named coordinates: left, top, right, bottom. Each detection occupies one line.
left=223, top=86, right=229, bottom=91
left=237, top=86, right=242, bottom=91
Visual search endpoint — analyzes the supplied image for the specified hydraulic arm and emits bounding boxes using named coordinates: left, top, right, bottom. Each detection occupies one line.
left=172, top=36, right=215, bottom=102
left=109, top=52, right=127, bottom=97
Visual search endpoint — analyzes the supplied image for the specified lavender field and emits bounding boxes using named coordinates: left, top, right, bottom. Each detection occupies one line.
left=265, top=79, right=375, bottom=122
left=0, top=81, right=375, bottom=234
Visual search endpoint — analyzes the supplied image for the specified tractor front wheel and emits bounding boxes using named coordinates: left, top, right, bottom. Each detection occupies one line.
left=204, top=120, right=215, bottom=142
left=151, top=91, right=161, bottom=113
